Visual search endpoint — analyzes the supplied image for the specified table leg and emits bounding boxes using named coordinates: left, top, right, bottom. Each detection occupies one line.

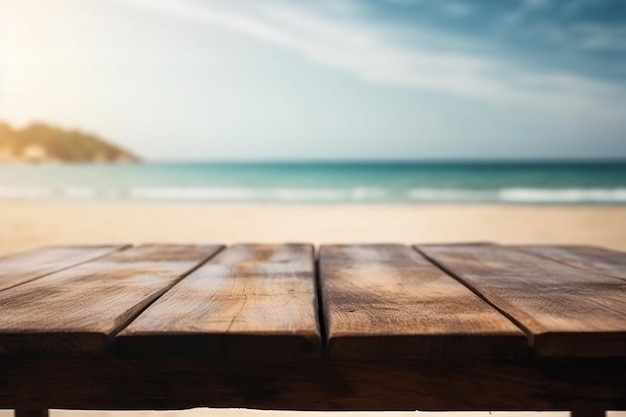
left=14, top=409, right=49, bottom=417
left=571, top=411, right=605, bottom=417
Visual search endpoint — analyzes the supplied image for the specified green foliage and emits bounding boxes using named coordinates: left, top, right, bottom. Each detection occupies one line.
left=0, top=121, right=139, bottom=163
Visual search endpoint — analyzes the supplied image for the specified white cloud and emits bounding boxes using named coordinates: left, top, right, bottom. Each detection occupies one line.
left=113, top=0, right=626, bottom=115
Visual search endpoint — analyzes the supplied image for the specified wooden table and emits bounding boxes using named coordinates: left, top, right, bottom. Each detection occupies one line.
left=0, top=243, right=625, bottom=417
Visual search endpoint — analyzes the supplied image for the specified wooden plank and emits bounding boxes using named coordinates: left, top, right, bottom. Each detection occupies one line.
left=418, top=243, right=626, bottom=357
left=0, top=245, right=127, bottom=292
left=319, top=244, right=527, bottom=360
left=519, top=245, right=626, bottom=283
left=1, top=356, right=625, bottom=411
left=117, top=244, right=320, bottom=359
left=0, top=244, right=222, bottom=355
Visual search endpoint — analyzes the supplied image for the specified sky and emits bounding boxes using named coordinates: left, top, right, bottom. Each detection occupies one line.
left=1, top=0, right=625, bottom=161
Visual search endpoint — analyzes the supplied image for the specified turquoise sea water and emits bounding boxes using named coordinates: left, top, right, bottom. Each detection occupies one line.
left=0, top=162, right=625, bottom=204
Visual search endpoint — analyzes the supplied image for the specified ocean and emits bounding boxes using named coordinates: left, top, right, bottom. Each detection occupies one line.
left=0, top=162, right=625, bottom=204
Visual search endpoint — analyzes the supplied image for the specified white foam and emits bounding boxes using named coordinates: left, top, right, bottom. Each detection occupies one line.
left=350, top=187, right=388, bottom=201
left=129, top=187, right=261, bottom=201
left=406, top=188, right=493, bottom=202
left=271, top=188, right=348, bottom=201
left=0, top=185, right=52, bottom=199
left=498, top=188, right=626, bottom=203
left=62, top=186, right=98, bottom=200
left=1, top=184, right=626, bottom=204
left=129, top=187, right=388, bottom=202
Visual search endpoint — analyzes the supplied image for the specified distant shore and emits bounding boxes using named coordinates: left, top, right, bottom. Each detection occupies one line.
left=0, top=121, right=139, bottom=163
left=1, top=201, right=626, bottom=255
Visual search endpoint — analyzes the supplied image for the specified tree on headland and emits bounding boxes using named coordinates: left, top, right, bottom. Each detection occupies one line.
left=0, top=121, right=139, bottom=163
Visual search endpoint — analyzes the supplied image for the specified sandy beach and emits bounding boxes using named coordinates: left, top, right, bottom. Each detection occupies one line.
left=2, top=201, right=626, bottom=255
left=1, top=201, right=625, bottom=417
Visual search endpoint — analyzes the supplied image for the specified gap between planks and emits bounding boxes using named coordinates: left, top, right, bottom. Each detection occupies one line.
left=0, top=245, right=130, bottom=293
left=416, top=243, right=626, bottom=357
left=319, top=244, right=527, bottom=360
left=116, top=244, right=321, bottom=359
left=517, top=245, right=626, bottom=283
left=0, top=244, right=225, bottom=355
left=107, top=244, right=227, bottom=344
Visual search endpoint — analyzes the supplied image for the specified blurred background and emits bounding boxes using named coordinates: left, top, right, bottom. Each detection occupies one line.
left=1, top=0, right=626, bottom=255
left=2, top=0, right=626, bottom=199
left=3, top=0, right=626, bottom=161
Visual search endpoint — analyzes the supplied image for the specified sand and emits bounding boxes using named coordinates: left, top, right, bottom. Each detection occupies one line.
left=1, top=201, right=625, bottom=417
left=1, top=201, right=626, bottom=255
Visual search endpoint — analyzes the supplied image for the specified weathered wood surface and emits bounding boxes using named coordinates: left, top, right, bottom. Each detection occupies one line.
left=0, top=244, right=222, bottom=355
left=0, top=243, right=626, bottom=412
left=117, top=244, right=320, bottom=359
left=519, top=245, right=626, bottom=282
left=0, top=245, right=126, bottom=292
left=418, top=243, right=626, bottom=357
left=0, top=356, right=624, bottom=411
left=319, top=244, right=527, bottom=359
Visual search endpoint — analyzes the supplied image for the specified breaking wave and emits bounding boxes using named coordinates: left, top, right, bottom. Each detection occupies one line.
left=1, top=185, right=626, bottom=204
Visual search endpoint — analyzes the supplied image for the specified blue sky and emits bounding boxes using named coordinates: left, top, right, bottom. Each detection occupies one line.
left=1, top=0, right=625, bottom=160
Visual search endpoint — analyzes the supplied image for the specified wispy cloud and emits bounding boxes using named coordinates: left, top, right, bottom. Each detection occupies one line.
left=500, top=0, right=551, bottom=28
left=441, top=3, right=473, bottom=18
left=496, top=0, right=626, bottom=53
left=115, top=0, right=626, bottom=114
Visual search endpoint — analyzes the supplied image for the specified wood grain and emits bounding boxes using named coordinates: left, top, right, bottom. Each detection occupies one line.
left=319, top=244, right=527, bottom=359
left=519, top=245, right=626, bottom=282
left=0, top=245, right=127, bottom=292
left=418, top=243, right=626, bottom=357
left=0, top=244, right=222, bottom=355
left=117, top=244, right=320, bottom=359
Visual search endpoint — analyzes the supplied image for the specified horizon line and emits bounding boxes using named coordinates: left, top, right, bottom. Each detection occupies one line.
left=139, top=158, right=626, bottom=165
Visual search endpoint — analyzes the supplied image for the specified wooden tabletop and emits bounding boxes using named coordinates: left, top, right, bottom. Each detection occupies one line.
left=0, top=242, right=625, bottom=412
left=1, top=242, right=624, bottom=358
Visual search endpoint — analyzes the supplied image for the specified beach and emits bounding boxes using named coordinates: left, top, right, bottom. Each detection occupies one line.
left=1, top=201, right=626, bottom=255
left=4, top=0, right=626, bottom=413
